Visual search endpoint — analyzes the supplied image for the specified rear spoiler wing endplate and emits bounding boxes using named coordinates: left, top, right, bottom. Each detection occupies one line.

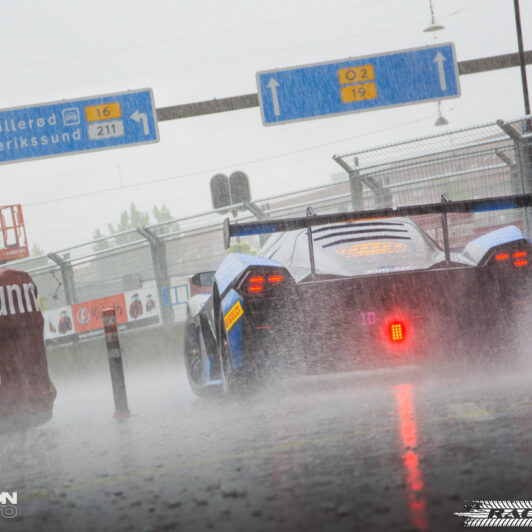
left=223, top=193, right=532, bottom=249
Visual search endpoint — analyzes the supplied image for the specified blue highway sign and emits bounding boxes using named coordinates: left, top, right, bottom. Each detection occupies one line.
left=0, top=89, right=158, bottom=164
left=256, top=43, right=460, bottom=126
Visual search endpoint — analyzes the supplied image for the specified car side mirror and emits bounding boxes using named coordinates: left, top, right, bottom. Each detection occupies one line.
left=189, top=271, right=216, bottom=297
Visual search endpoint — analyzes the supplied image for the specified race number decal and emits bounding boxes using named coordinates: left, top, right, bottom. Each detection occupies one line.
left=360, top=312, right=377, bottom=325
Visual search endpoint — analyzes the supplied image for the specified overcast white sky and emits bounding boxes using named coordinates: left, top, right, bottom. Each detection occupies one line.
left=0, top=0, right=531, bottom=253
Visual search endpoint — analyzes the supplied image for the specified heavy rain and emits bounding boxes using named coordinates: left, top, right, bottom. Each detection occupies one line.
left=1, top=1, right=532, bottom=531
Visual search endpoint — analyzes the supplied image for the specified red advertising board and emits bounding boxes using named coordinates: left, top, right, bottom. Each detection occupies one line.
left=71, top=294, right=128, bottom=334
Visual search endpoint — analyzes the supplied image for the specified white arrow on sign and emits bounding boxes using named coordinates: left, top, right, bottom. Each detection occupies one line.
left=433, top=52, right=447, bottom=92
left=267, top=77, right=281, bottom=116
left=130, top=110, right=149, bottom=135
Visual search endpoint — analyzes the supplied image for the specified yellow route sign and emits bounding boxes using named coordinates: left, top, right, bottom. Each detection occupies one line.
left=337, top=64, right=375, bottom=85
left=340, top=83, right=378, bottom=104
left=85, top=102, right=122, bottom=122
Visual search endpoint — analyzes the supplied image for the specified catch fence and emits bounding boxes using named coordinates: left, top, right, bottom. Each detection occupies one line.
left=7, top=115, right=532, bottom=336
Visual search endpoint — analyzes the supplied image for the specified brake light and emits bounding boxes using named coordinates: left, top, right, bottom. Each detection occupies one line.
left=390, top=322, right=405, bottom=342
left=495, top=253, right=509, bottom=261
left=246, top=271, right=286, bottom=295
left=495, top=250, right=529, bottom=267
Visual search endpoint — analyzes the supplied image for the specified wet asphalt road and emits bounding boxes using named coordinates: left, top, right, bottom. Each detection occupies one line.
left=2, top=356, right=532, bottom=532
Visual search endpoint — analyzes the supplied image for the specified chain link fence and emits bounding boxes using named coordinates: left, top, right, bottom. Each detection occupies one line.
left=8, top=115, right=532, bottom=324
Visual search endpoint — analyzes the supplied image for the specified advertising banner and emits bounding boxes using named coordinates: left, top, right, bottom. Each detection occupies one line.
left=43, top=288, right=160, bottom=346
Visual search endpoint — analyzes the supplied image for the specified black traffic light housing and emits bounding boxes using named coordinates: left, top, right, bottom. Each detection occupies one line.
left=210, top=171, right=251, bottom=210
left=210, top=174, right=231, bottom=209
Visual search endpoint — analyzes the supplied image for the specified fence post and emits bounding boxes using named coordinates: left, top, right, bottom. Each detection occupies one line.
left=333, top=155, right=363, bottom=211
left=47, top=252, right=76, bottom=305
left=497, top=119, right=532, bottom=236
left=103, top=308, right=129, bottom=418
left=243, top=201, right=270, bottom=247
left=137, top=227, right=174, bottom=325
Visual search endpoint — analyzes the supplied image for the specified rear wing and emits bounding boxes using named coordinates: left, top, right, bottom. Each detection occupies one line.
left=224, top=193, right=532, bottom=268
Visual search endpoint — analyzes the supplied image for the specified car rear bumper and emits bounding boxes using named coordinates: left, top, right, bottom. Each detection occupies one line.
left=240, top=267, right=515, bottom=372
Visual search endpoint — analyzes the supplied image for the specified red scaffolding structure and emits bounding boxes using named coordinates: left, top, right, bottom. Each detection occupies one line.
left=0, top=204, right=29, bottom=262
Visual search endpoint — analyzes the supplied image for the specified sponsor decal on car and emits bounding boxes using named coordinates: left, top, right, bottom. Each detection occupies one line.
left=365, top=265, right=415, bottom=274
left=224, top=300, right=243, bottom=332
left=335, top=241, right=408, bottom=258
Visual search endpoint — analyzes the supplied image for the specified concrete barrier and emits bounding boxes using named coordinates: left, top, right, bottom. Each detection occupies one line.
left=46, top=323, right=185, bottom=383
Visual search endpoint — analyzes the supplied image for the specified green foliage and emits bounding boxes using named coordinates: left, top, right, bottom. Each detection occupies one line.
left=31, top=242, right=45, bottom=257
left=93, top=203, right=179, bottom=251
left=152, top=204, right=173, bottom=223
left=92, top=228, right=111, bottom=252
left=152, top=204, right=180, bottom=236
left=29, top=242, right=49, bottom=269
left=108, top=203, right=150, bottom=235
left=228, top=241, right=257, bottom=255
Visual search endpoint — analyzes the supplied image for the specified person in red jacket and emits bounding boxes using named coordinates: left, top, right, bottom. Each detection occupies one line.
left=0, top=268, right=56, bottom=428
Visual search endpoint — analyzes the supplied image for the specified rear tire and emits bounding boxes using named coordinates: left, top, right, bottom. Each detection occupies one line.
left=184, top=323, right=219, bottom=397
left=219, top=321, right=259, bottom=396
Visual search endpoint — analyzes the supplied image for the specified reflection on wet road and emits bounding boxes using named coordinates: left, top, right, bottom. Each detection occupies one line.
left=394, top=383, right=427, bottom=531
left=2, top=359, right=532, bottom=531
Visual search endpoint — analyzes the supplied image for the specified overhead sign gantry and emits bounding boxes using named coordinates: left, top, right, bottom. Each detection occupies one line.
left=256, top=43, right=460, bottom=125
left=0, top=89, right=158, bottom=164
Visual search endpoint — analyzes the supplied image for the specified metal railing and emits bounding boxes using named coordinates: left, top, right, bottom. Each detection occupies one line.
left=9, top=115, right=532, bottom=325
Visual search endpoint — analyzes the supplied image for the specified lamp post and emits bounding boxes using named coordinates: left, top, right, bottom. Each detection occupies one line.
left=423, top=0, right=444, bottom=32
left=423, top=1, right=447, bottom=125
left=435, top=102, right=449, bottom=126
left=513, top=0, right=530, bottom=116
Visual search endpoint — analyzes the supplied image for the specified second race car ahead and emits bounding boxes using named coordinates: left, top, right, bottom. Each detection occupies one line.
left=184, top=194, right=532, bottom=395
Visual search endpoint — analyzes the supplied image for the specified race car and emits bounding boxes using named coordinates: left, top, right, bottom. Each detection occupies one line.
left=0, top=268, right=57, bottom=428
left=184, top=193, right=532, bottom=396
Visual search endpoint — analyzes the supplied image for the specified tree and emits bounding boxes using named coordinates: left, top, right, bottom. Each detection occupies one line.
left=93, top=203, right=179, bottom=250
left=108, top=203, right=150, bottom=235
left=92, top=228, right=111, bottom=252
left=153, top=204, right=172, bottom=223
left=29, top=242, right=49, bottom=269
left=31, top=243, right=45, bottom=257
left=152, top=204, right=180, bottom=236
left=228, top=241, right=257, bottom=255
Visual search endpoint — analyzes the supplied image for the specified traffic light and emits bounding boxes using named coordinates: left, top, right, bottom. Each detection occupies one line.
left=210, top=174, right=231, bottom=209
left=210, top=171, right=251, bottom=210
left=229, top=171, right=251, bottom=204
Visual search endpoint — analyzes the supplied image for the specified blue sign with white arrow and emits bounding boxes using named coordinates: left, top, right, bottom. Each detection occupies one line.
left=256, top=43, right=460, bottom=126
left=0, top=88, right=158, bottom=164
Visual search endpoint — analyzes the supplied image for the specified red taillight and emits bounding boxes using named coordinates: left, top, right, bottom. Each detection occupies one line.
left=496, top=253, right=510, bottom=261
left=515, top=259, right=528, bottom=267
left=390, top=322, right=405, bottom=342
left=513, top=251, right=527, bottom=258
left=247, top=272, right=285, bottom=294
